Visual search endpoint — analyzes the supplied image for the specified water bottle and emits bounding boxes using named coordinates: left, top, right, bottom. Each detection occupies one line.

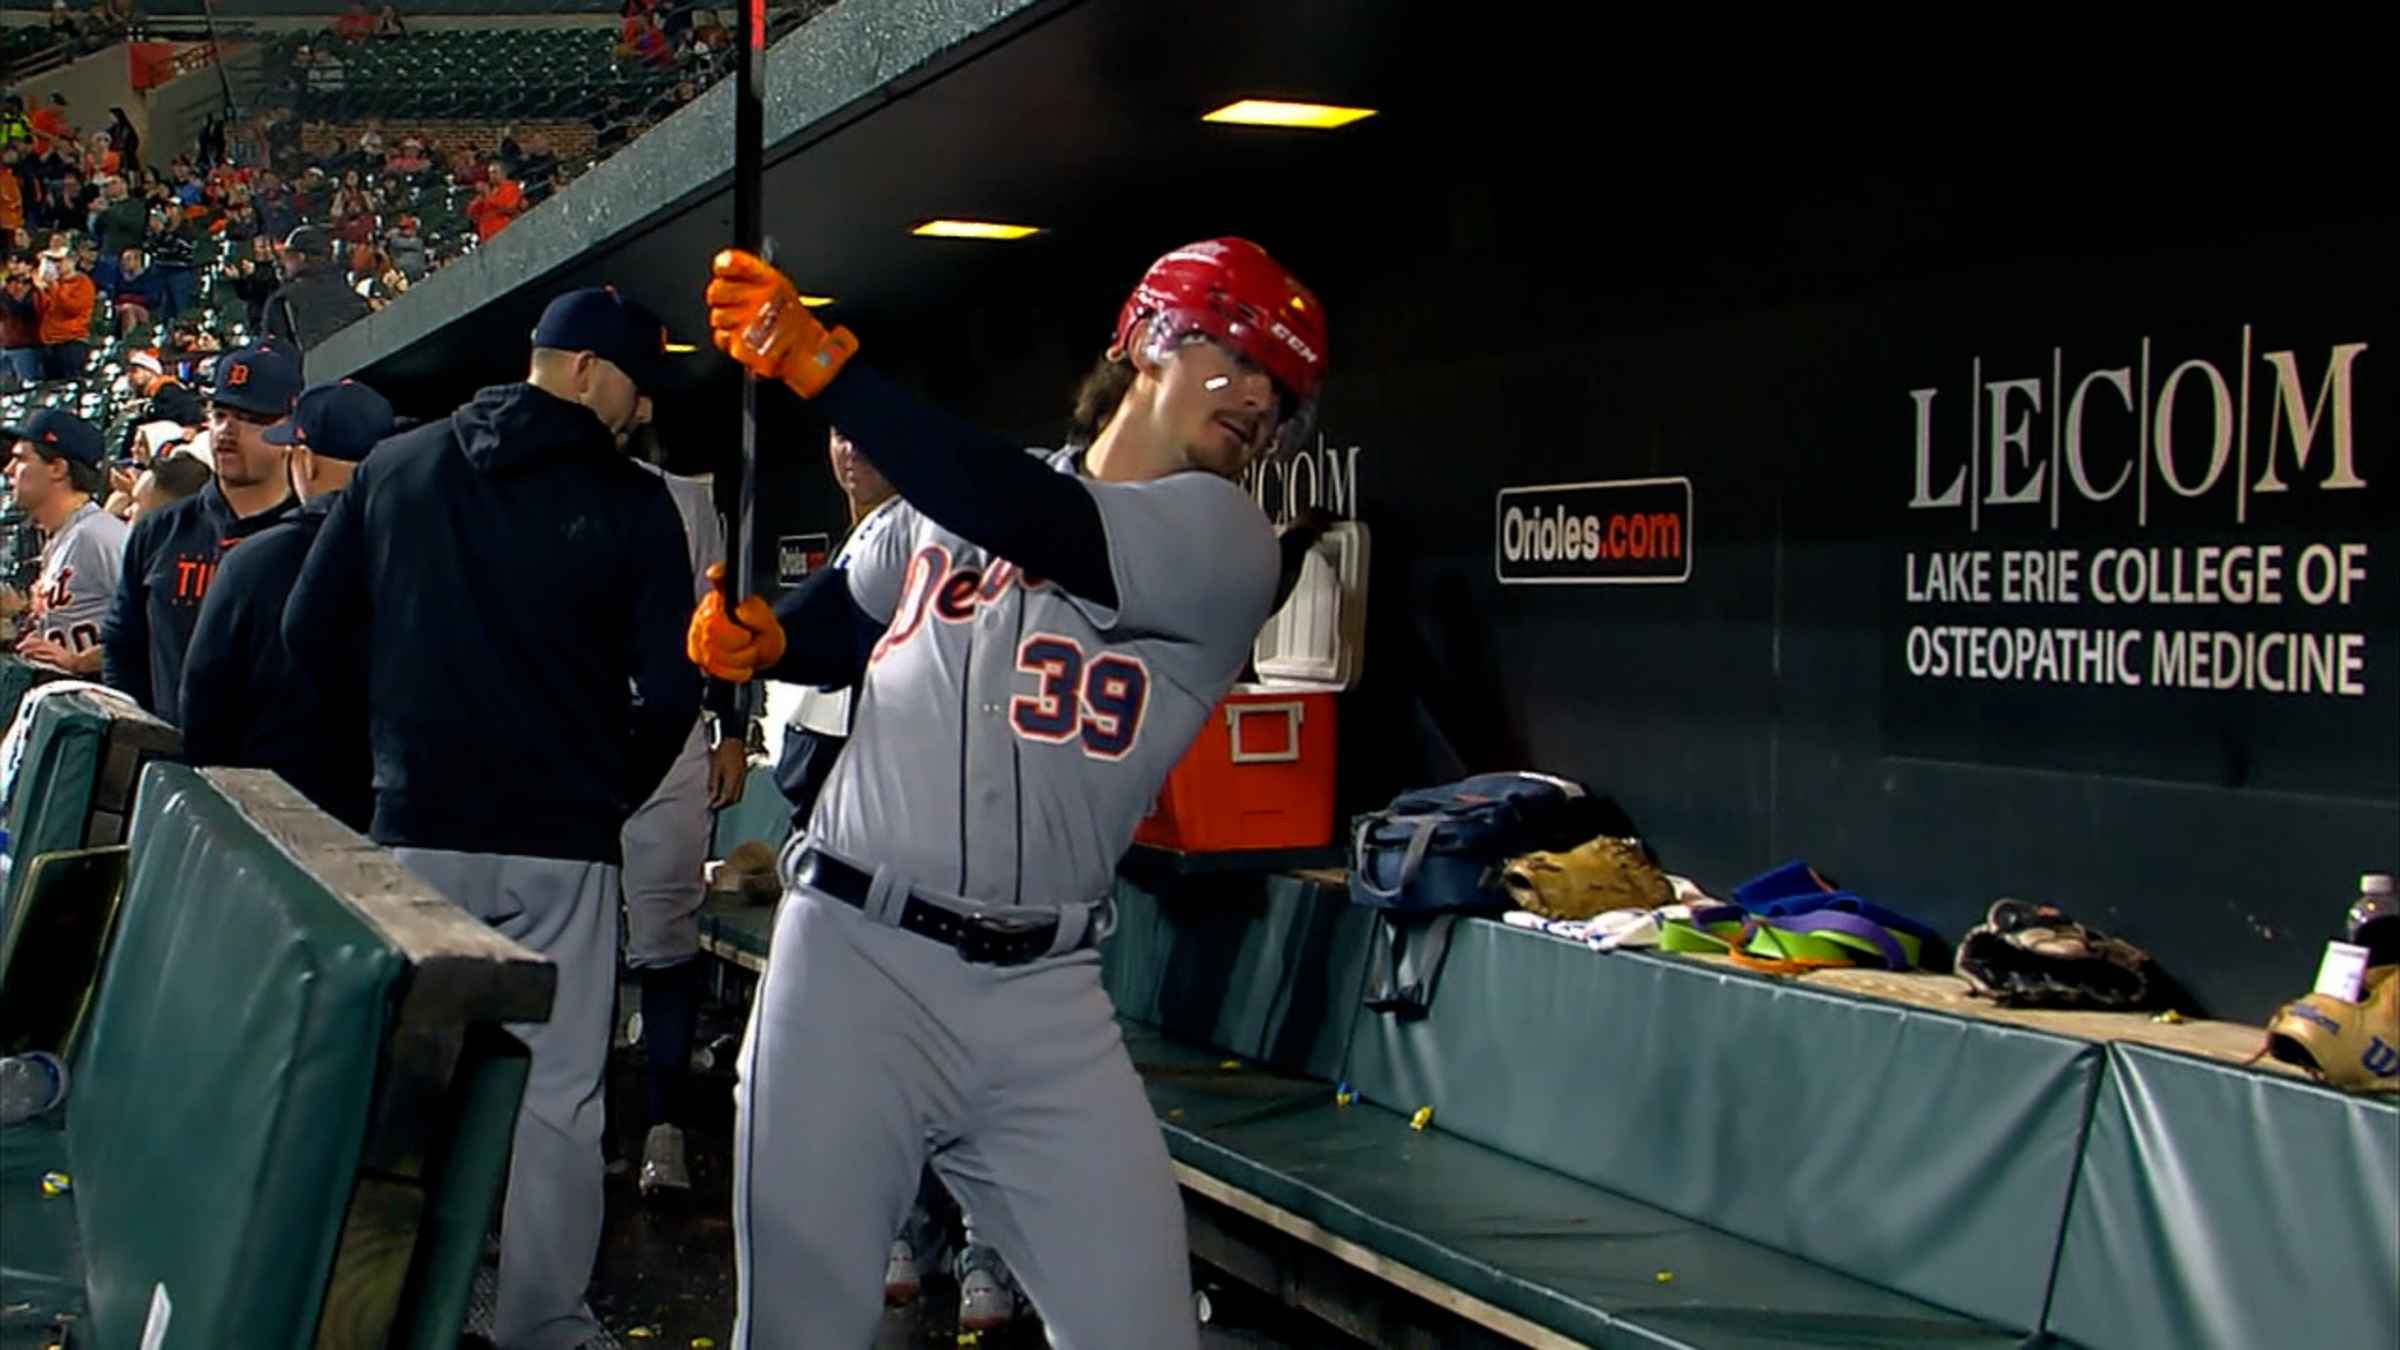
left=2347, top=873, right=2398, bottom=967
left=0, top=1051, right=69, bottom=1125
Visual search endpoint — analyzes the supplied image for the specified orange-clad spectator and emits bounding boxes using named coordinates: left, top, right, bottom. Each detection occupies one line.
left=31, top=245, right=96, bottom=382
left=28, top=96, right=74, bottom=157
left=0, top=152, right=23, bottom=233
left=616, top=14, right=673, bottom=70
left=334, top=1, right=376, bottom=42
left=466, top=163, right=522, bottom=242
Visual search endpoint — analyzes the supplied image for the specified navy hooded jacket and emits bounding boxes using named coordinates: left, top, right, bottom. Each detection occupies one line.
left=180, top=496, right=374, bottom=833
left=283, top=382, right=699, bottom=864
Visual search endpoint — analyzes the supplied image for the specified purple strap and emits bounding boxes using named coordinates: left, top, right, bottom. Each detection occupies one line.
left=1764, top=909, right=1912, bottom=970
left=1688, top=904, right=1912, bottom=970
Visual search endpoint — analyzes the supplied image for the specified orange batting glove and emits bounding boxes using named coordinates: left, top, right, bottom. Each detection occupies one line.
left=688, top=563, right=788, bottom=683
left=706, top=249, right=860, bottom=398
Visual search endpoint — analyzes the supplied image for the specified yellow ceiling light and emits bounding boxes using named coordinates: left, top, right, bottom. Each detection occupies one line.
left=664, top=342, right=699, bottom=354
left=912, top=220, right=1044, bottom=241
left=1202, top=99, right=1378, bottom=130
left=798, top=294, right=836, bottom=307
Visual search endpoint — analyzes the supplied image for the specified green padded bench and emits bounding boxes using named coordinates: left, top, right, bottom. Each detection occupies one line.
left=701, top=893, right=778, bottom=973
left=0, top=766, right=554, bottom=1350
left=0, top=687, right=178, bottom=934
left=2045, top=1042, right=2399, bottom=1350
left=1103, top=869, right=1376, bottom=1084
left=709, top=761, right=790, bottom=860
left=1110, top=873, right=2038, bottom=1348
left=1129, top=1023, right=2024, bottom=1350
left=1340, top=920, right=2098, bottom=1340
left=698, top=763, right=791, bottom=973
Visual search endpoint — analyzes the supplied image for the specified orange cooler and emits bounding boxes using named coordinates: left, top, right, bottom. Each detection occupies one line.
left=1135, top=687, right=1339, bottom=852
left=1133, top=518, right=1369, bottom=855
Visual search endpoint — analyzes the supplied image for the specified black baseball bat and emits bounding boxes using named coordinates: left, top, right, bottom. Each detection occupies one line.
left=718, top=0, right=770, bottom=726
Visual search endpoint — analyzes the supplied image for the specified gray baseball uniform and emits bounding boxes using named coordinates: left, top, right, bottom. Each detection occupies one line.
left=28, top=501, right=129, bottom=657
left=733, top=449, right=1277, bottom=1349
left=785, top=494, right=902, bottom=741
left=621, top=461, right=724, bottom=968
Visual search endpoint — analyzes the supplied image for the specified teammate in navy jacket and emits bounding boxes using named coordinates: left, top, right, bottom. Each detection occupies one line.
left=100, top=341, right=301, bottom=724
left=283, top=287, right=696, bottom=1350
left=282, top=302, right=698, bottom=864
left=180, top=379, right=395, bottom=832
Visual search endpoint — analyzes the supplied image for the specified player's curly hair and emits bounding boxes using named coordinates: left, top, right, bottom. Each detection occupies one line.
left=1067, top=350, right=1135, bottom=446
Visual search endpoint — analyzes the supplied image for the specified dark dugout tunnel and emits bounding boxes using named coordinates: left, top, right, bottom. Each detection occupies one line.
left=312, top=0, right=2398, bottom=1021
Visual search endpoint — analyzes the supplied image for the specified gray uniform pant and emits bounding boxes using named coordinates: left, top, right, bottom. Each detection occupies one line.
left=732, top=886, right=1195, bottom=1350
left=621, top=719, right=711, bottom=969
left=397, top=848, right=620, bottom=1350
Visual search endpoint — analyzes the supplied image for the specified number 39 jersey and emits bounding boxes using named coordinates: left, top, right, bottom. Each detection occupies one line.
left=810, top=449, right=1278, bottom=907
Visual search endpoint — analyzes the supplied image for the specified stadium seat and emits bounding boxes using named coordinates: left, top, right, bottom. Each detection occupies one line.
left=289, top=26, right=683, bottom=122
left=0, top=687, right=177, bottom=934
left=0, top=654, right=58, bottom=730
left=0, top=845, right=127, bottom=1060
left=0, top=766, right=553, bottom=1350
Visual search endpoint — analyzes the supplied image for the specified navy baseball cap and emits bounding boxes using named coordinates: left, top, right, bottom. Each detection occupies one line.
left=209, top=342, right=304, bottom=417
left=280, top=225, right=335, bottom=259
left=1, top=408, right=105, bottom=468
left=263, top=379, right=396, bottom=462
left=531, top=287, right=673, bottom=395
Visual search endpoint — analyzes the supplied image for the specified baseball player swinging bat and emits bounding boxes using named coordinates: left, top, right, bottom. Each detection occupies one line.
left=687, top=237, right=1328, bottom=1347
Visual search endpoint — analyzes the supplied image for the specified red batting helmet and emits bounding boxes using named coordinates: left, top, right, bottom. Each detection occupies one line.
left=1112, top=238, right=1327, bottom=408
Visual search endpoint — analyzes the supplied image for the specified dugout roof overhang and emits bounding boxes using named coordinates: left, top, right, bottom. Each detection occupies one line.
left=310, top=0, right=1455, bottom=401
left=309, top=0, right=2385, bottom=421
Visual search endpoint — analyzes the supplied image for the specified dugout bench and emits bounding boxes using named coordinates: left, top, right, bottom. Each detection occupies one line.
left=0, top=765, right=552, bottom=1350
left=696, top=854, right=2399, bottom=1348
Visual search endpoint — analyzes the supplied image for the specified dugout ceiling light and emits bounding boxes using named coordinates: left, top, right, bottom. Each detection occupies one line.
left=664, top=343, right=699, bottom=354
left=1201, top=99, right=1378, bottom=129
left=911, top=220, right=1043, bottom=241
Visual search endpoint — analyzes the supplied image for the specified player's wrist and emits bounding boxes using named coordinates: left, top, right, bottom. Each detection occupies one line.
left=771, top=321, right=858, bottom=399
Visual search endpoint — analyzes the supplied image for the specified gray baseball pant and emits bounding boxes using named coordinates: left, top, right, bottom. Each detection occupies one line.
left=396, top=847, right=620, bottom=1350
left=622, top=719, right=712, bottom=969
left=731, top=883, right=1195, bottom=1349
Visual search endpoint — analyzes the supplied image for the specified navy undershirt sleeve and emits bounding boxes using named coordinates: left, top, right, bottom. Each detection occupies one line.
left=815, top=364, right=1118, bottom=609
left=755, top=567, right=886, bottom=688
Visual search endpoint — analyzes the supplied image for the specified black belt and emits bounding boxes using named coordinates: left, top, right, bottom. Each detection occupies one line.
left=793, top=847, right=1084, bottom=966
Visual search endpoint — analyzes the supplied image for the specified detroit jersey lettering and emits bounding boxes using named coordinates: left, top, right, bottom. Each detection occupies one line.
left=28, top=501, right=129, bottom=652
left=789, top=494, right=902, bottom=738
left=809, top=449, right=1277, bottom=906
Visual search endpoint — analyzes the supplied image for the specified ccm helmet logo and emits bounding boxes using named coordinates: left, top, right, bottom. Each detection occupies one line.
left=1267, top=319, right=1318, bottom=367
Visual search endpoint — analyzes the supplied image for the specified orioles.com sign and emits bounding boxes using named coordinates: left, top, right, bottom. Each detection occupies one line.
left=1494, top=477, right=1694, bottom=585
